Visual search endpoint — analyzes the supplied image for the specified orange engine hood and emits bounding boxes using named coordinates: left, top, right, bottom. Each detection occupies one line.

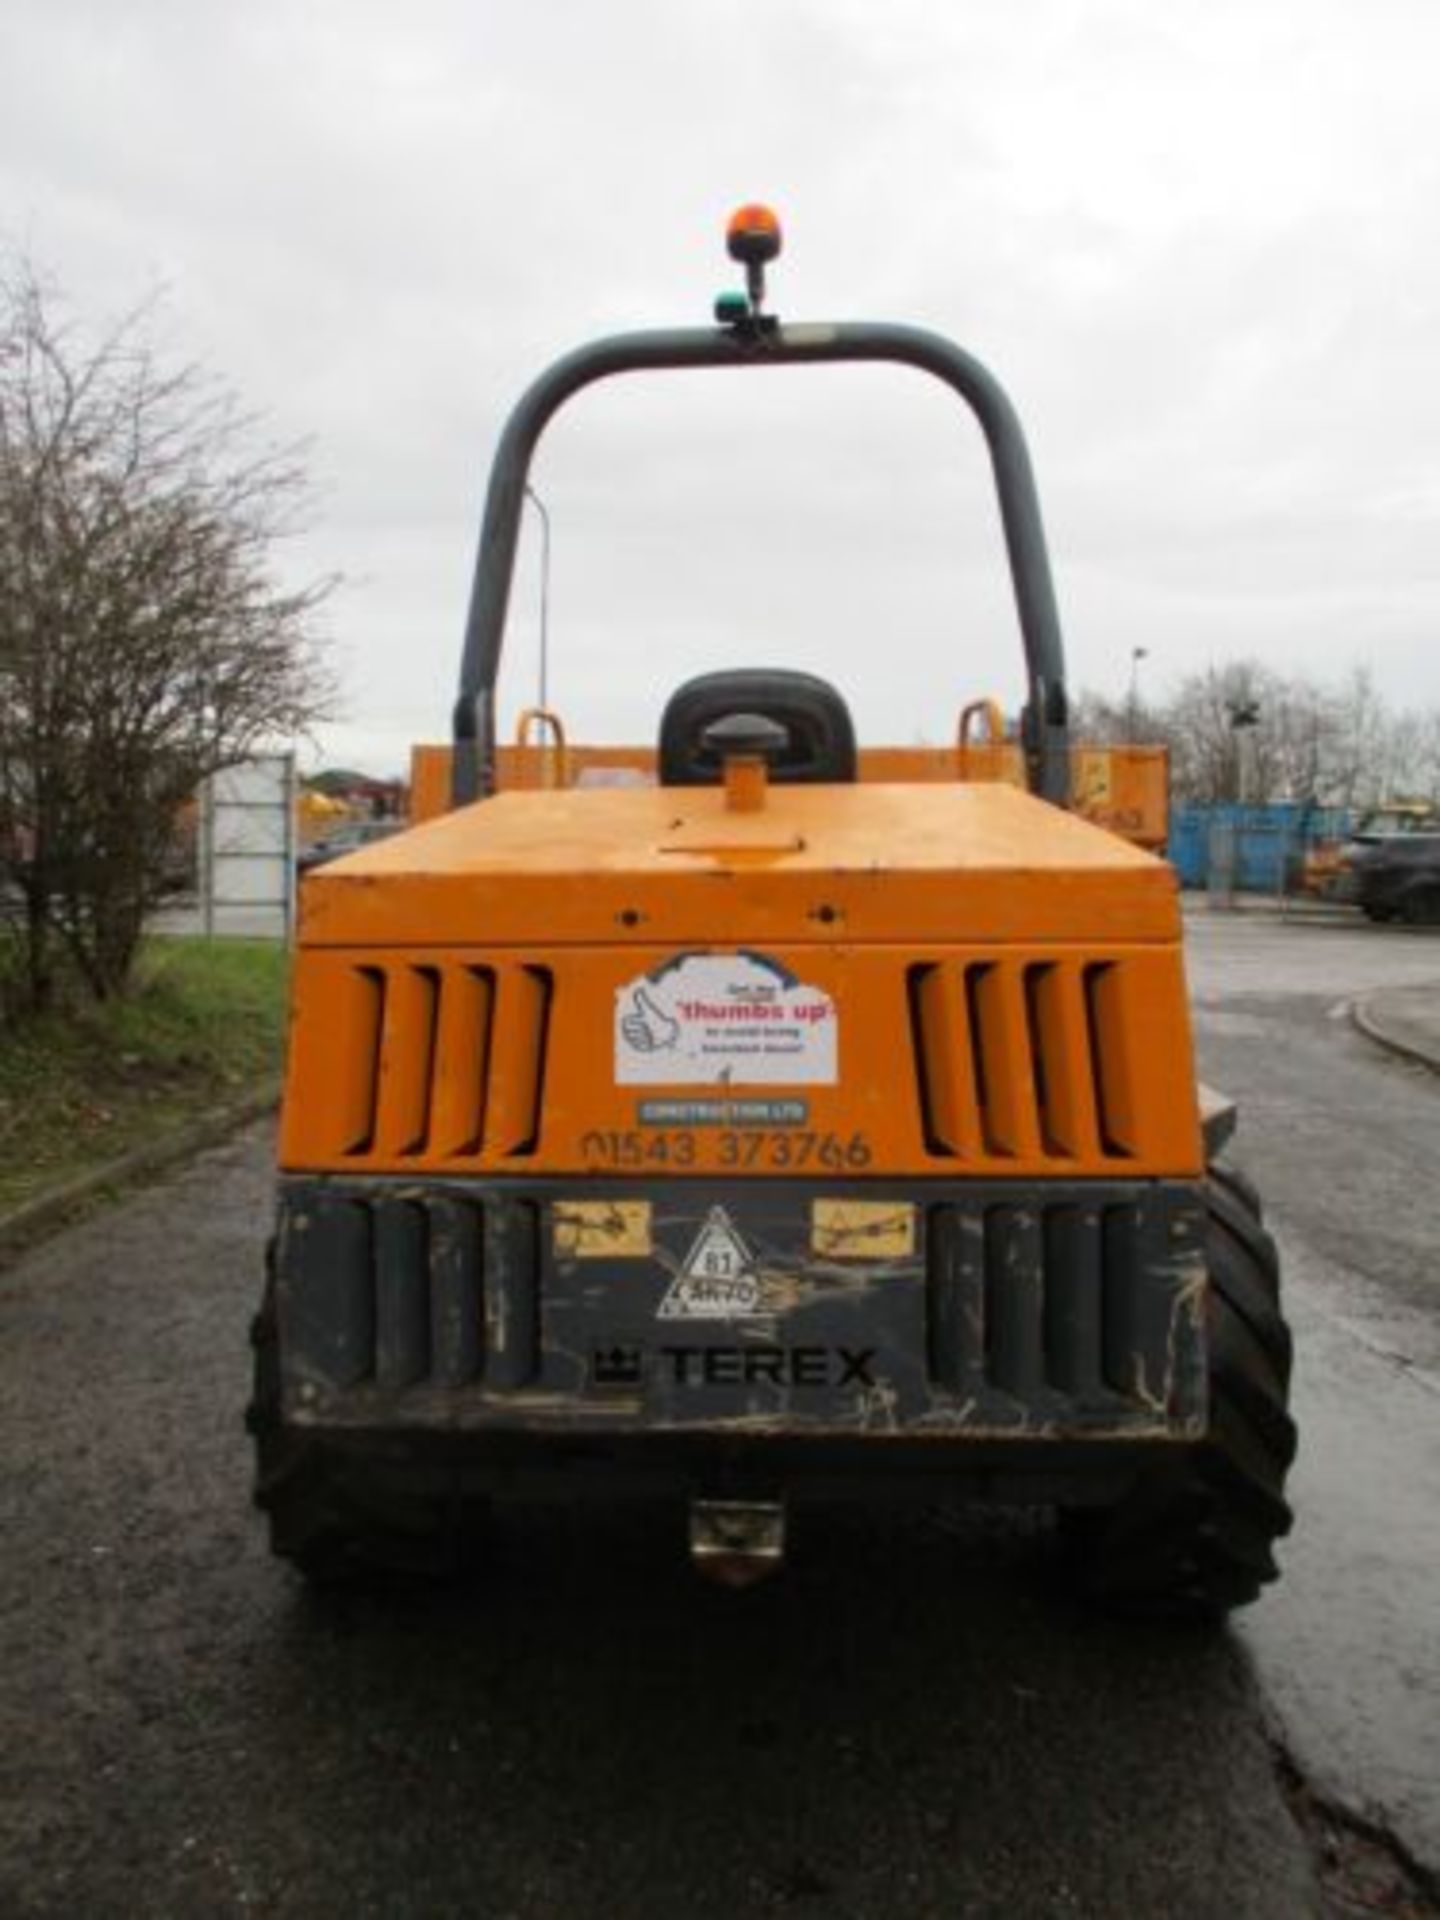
left=299, top=782, right=1179, bottom=950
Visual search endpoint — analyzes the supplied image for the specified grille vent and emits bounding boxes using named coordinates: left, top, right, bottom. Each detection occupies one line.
left=908, top=958, right=1137, bottom=1165
left=285, top=1193, right=540, bottom=1392
left=925, top=1198, right=1175, bottom=1407
left=331, top=963, right=552, bottom=1164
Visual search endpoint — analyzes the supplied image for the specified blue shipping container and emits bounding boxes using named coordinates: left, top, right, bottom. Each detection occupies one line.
left=1169, top=803, right=1353, bottom=893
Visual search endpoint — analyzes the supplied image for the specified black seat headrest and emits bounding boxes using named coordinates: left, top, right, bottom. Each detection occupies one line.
left=658, top=669, right=858, bottom=786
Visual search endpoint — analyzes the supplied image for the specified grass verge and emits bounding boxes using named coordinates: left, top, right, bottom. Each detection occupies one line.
left=0, top=938, right=287, bottom=1218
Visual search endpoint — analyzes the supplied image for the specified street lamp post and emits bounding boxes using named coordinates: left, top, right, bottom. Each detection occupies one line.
left=1226, top=698, right=1261, bottom=805
left=1127, top=646, right=1149, bottom=742
left=524, top=483, right=551, bottom=711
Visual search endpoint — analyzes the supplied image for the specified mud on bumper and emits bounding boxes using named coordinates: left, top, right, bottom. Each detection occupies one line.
left=272, top=1177, right=1208, bottom=1460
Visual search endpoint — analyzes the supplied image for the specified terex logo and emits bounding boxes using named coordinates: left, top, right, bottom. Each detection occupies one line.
left=587, top=1344, right=879, bottom=1390
left=663, top=1345, right=876, bottom=1388
left=588, top=1345, right=878, bottom=1389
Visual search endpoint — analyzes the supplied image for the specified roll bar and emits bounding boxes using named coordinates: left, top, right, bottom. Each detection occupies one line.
left=452, top=321, right=1070, bottom=805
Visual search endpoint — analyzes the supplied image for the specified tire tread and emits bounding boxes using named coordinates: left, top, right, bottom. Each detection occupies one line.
left=248, top=1267, right=483, bottom=1585
left=1067, top=1165, right=1295, bottom=1620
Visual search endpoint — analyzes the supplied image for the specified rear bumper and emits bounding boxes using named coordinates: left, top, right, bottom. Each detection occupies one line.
left=272, top=1174, right=1208, bottom=1456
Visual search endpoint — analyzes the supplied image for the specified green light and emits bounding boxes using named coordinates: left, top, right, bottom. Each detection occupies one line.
left=713, top=290, right=749, bottom=325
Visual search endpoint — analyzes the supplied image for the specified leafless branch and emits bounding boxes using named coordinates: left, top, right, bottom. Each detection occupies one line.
left=1, top=252, right=335, bottom=1009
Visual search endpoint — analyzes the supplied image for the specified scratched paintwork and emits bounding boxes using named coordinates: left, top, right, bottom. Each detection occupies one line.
left=553, top=1199, right=654, bottom=1259
left=273, top=1175, right=1208, bottom=1450
left=810, top=1199, right=917, bottom=1259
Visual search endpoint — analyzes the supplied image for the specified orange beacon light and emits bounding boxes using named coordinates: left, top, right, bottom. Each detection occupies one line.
left=726, top=203, right=783, bottom=265
left=723, top=204, right=783, bottom=319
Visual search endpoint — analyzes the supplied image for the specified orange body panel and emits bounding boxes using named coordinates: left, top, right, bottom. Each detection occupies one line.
left=284, top=781, right=1201, bottom=1182
left=302, top=783, right=1176, bottom=949
left=952, top=742, right=1169, bottom=850
left=280, top=939, right=1200, bottom=1180
left=408, top=738, right=1169, bottom=849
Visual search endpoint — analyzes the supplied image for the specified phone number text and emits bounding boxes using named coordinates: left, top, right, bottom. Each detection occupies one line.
left=578, top=1129, right=873, bottom=1170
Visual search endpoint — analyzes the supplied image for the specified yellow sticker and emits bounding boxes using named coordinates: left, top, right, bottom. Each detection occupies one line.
left=553, top=1200, right=653, bottom=1260
left=1073, top=748, right=1114, bottom=810
left=811, top=1200, right=916, bottom=1260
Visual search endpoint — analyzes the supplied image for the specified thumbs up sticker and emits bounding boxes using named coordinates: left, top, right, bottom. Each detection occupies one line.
left=621, top=986, right=681, bottom=1053
left=614, top=952, right=837, bottom=1086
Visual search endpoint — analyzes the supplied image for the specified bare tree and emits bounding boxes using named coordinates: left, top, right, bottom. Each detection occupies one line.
left=1323, top=664, right=1388, bottom=809
left=1157, top=661, right=1273, bottom=805
left=1074, top=658, right=1440, bottom=812
left=0, top=257, right=333, bottom=1012
left=1386, top=708, right=1440, bottom=802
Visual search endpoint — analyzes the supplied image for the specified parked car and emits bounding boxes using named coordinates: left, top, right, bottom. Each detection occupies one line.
left=1352, top=833, right=1440, bottom=924
left=296, top=819, right=404, bottom=875
left=1304, top=801, right=1439, bottom=904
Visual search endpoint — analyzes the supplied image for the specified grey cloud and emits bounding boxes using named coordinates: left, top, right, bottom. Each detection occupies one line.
left=4, top=0, right=1439, bottom=774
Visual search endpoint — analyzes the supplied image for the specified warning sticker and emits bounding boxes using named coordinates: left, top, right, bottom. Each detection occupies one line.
left=1073, top=749, right=1114, bottom=811
left=658, top=1206, right=765, bottom=1321
left=615, top=951, right=837, bottom=1086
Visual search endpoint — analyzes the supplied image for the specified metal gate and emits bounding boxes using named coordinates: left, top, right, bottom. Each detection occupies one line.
left=194, top=753, right=297, bottom=940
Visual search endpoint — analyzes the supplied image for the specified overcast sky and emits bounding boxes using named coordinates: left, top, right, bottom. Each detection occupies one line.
left=4, top=0, right=1439, bottom=773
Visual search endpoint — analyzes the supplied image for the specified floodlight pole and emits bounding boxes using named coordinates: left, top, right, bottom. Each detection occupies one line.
left=1128, top=646, right=1149, bottom=743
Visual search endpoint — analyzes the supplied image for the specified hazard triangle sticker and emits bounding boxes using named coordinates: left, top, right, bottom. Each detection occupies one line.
left=657, top=1206, right=763, bottom=1320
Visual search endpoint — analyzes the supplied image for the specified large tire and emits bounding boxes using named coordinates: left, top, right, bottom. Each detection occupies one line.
left=247, top=1252, right=488, bottom=1584
left=1065, top=1164, right=1296, bottom=1620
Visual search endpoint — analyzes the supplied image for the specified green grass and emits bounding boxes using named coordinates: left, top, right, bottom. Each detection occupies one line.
left=0, top=938, right=288, bottom=1216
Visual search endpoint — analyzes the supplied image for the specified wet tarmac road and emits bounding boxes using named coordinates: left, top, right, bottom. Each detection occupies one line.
left=1, top=909, right=1436, bottom=1916
left=1185, top=910, right=1440, bottom=1886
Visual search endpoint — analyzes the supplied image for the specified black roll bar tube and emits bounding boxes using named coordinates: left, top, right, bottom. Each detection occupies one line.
left=451, top=321, right=1070, bottom=806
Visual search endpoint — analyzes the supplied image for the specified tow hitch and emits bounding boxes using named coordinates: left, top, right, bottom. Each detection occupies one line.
left=689, top=1499, right=786, bottom=1588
